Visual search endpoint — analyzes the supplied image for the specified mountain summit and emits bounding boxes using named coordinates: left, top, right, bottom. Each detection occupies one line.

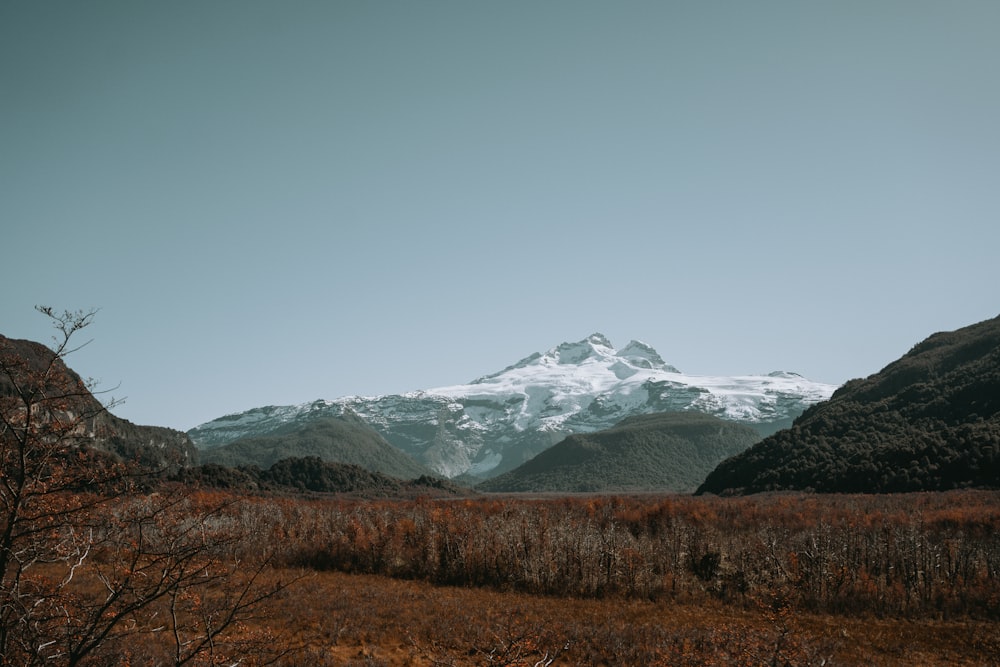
left=498, top=333, right=677, bottom=373
left=469, top=332, right=677, bottom=383
left=189, top=334, right=837, bottom=479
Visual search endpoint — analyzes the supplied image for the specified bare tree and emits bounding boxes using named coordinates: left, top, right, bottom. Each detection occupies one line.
left=1, top=307, right=293, bottom=666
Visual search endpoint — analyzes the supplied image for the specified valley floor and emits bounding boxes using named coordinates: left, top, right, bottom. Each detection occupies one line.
left=12, top=486, right=996, bottom=665
left=259, top=570, right=998, bottom=666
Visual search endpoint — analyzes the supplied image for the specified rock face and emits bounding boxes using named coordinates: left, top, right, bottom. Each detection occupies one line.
left=0, top=335, right=197, bottom=471
left=190, top=334, right=836, bottom=480
left=697, top=314, right=1000, bottom=495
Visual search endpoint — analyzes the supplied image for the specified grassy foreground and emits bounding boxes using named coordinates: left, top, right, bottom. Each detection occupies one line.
left=258, top=569, right=997, bottom=666
left=11, top=487, right=998, bottom=665
left=223, top=489, right=999, bottom=666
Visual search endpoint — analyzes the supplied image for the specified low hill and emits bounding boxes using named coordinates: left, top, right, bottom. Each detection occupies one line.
left=698, top=315, right=1000, bottom=495
left=477, top=412, right=761, bottom=493
left=199, top=415, right=433, bottom=480
left=171, top=456, right=468, bottom=498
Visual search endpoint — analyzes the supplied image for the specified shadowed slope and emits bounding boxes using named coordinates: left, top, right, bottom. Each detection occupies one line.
left=200, top=415, right=433, bottom=479
left=698, top=315, right=1000, bottom=494
left=479, top=412, right=760, bottom=493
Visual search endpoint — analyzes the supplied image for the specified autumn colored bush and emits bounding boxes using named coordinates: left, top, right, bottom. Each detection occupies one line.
left=252, top=567, right=997, bottom=666
left=208, top=489, right=1000, bottom=621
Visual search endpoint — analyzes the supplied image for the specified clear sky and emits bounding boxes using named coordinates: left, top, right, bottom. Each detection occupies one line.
left=3, top=1, right=998, bottom=431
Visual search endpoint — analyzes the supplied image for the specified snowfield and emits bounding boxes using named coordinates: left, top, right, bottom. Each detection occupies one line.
left=189, top=334, right=838, bottom=478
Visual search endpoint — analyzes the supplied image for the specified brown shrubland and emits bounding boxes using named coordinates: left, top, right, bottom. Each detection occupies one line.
left=8, top=468, right=1000, bottom=664
left=169, top=487, right=999, bottom=666
left=243, top=490, right=1000, bottom=619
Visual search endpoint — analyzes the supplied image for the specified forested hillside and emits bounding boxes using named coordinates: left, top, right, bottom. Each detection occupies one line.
left=479, top=412, right=760, bottom=493
left=699, top=315, right=1000, bottom=494
left=199, top=415, right=433, bottom=479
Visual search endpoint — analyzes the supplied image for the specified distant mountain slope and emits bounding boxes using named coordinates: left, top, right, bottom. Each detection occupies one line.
left=199, top=415, right=433, bottom=479
left=1, top=334, right=196, bottom=470
left=478, top=412, right=761, bottom=493
left=698, top=315, right=1000, bottom=495
left=190, top=334, right=836, bottom=479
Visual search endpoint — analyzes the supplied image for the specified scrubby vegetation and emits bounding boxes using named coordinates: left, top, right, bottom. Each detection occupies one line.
left=12, top=482, right=996, bottom=665
left=246, top=490, right=1000, bottom=620
left=266, top=567, right=999, bottom=666
left=157, top=488, right=1000, bottom=665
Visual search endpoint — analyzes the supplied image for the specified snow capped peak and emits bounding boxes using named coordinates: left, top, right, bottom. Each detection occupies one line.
left=548, top=333, right=614, bottom=365
left=424, top=334, right=836, bottom=437
left=539, top=334, right=678, bottom=374
left=618, top=340, right=679, bottom=372
left=472, top=334, right=677, bottom=383
left=586, top=332, right=613, bottom=348
left=190, top=333, right=841, bottom=480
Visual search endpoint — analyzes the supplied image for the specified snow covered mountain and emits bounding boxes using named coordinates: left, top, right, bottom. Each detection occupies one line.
left=188, top=334, right=838, bottom=479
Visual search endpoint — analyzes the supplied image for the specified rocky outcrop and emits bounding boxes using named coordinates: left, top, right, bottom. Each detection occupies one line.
left=1, top=334, right=197, bottom=471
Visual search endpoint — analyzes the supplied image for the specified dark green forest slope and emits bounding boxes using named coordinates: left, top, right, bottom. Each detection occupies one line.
left=698, top=315, right=1000, bottom=494
left=199, top=415, right=432, bottom=480
left=478, top=412, right=761, bottom=493
left=171, top=456, right=466, bottom=497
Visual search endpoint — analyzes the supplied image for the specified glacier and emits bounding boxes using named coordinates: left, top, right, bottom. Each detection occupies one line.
left=188, top=333, right=838, bottom=479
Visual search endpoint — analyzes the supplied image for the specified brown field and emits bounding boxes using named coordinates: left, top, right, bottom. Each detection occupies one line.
left=212, top=488, right=999, bottom=666
left=16, top=489, right=1000, bottom=665
left=260, top=569, right=999, bottom=666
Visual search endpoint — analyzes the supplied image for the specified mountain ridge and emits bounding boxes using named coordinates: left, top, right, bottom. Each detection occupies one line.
left=200, top=415, right=434, bottom=479
left=190, top=334, right=836, bottom=479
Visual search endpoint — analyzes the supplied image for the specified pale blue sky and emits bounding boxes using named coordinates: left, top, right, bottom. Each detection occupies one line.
left=3, top=1, right=998, bottom=430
